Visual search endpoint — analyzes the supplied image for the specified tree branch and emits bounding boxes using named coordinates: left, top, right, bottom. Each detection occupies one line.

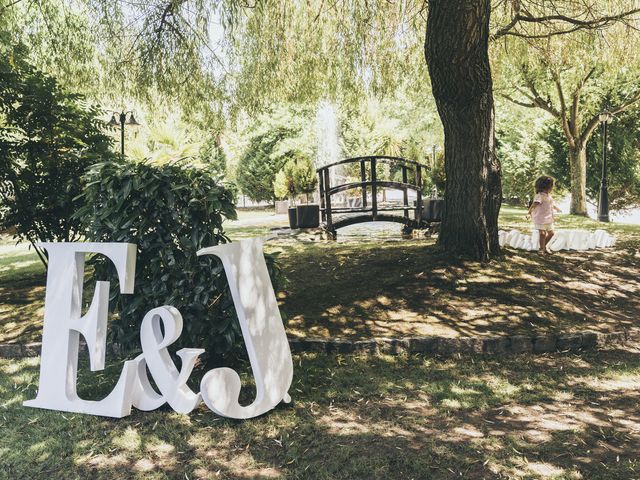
left=493, top=8, right=640, bottom=40
left=0, top=0, right=26, bottom=14
left=550, top=68, right=576, bottom=146
left=518, top=64, right=561, bottom=117
left=514, top=10, right=640, bottom=28
left=501, top=93, right=535, bottom=108
left=30, top=241, right=48, bottom=269
left=581, top=91, right=640, bottom=143
left=609, top=92, right=640, bottom=116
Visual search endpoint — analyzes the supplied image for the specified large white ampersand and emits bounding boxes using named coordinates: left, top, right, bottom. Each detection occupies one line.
left=131, top=306, right=204, bottom=414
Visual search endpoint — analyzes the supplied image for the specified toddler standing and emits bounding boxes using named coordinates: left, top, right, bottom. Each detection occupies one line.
left=527, top=176, right=562, bottom=255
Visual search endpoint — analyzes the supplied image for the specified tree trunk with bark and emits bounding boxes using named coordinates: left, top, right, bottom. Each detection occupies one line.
left=568, top=145, right=588, bottom=215
left=425, top=0, right=502, bottom=261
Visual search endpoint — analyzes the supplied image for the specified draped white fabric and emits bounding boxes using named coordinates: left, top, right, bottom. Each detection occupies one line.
left=498, top=229, right=616, bottom=252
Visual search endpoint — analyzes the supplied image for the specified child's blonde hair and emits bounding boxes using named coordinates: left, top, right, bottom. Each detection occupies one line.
left=534, top=175, right=555, bottom=193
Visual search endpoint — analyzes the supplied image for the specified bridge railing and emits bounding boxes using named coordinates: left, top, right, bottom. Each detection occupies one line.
left=317, top=156, right=426, bottom=234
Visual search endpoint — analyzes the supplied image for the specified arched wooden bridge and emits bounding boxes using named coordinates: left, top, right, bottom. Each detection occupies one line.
left=317, top=156, right=441, bottom=237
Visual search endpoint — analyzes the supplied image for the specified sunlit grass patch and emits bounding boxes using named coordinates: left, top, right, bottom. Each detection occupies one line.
left=3, top=345, right=640, bottom=478
left=0, top=254, right=43, bottom=285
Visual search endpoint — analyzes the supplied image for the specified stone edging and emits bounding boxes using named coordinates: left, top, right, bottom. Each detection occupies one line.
left=2, top=329, right=638, bottom=359
left=287, top=328, right=640, bottom=356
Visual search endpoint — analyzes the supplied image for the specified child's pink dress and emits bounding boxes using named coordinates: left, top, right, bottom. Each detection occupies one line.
left=532, top=192, right=554, bottom=231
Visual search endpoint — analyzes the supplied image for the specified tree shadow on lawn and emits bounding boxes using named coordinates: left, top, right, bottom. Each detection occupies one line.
left=3, top=345, right=640, bottom=479
left=4, top=220, right=638, bottom=345
left=0, top=276, right=45, bottom=344
left=0, top=238, right=47, bottom=343
left=279, top=237, right=640, bottom=340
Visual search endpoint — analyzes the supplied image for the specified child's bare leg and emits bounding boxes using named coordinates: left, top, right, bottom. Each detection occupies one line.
left=546, top=230, right=554, bottom=253
left=546, top=230, right=554, bottom=251
left=538, top=230, right=547, bottom=253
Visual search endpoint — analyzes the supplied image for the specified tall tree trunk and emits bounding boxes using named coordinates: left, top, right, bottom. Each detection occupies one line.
left=425, top=0, right=501, bottom=261
left=568, top=145, right=588, bottom=215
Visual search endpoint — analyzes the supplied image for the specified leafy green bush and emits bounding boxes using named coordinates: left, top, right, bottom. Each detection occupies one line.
left=496, top=134, right=547, bottom=205
left=274, top=160, right=298, bottom=203
left=273, top=152, right=318, bottom=204
left=0, top=44, right=115, bottom=265
left=292, top=154, right=318, bottom=203
left=493, top=104, right=552, bottom=205
left=75, top=159, right=250, bottom=362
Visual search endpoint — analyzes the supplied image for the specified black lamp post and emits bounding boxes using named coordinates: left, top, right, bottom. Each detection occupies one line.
left=597, top=111, right=612, bottom=222
left=108, top=111, right=141, bottom=157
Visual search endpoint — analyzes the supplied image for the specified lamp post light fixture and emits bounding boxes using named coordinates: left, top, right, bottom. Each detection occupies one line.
left=108, top=110, right=141, bottom=157
left=597, top=111, right=613, bottom=222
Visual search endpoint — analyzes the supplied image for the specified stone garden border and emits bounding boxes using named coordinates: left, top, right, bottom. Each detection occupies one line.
left=1, top=328, right=638, bottom=359
left=287, top=329, right=640, bottom=355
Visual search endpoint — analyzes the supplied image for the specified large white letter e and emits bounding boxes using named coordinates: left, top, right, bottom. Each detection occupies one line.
left=24, top=243, right=138, bottom=418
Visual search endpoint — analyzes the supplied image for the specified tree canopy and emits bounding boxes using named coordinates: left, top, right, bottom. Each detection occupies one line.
left=3, top=0, right=640, bottom=259
left=0, top=42, right=115, bottom=265
left=497, top=16, right=640, bottom=214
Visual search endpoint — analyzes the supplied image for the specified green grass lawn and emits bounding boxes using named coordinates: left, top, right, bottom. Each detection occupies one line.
left=0, top=236, right=45, bottom=344
left=2, top=345, right=640, bottom=479
left=278, top=209, right=640, bottom=339
left=1, top=208, right=639, bottom=344
left=224, top=208, right=287, bottom=239
left=1, top=211, right=640, bottom=479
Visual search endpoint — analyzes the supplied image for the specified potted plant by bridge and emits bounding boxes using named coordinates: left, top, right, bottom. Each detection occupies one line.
left=293, top=155, right=319, bottom=228
left=274, top=160, right=298, bottom=229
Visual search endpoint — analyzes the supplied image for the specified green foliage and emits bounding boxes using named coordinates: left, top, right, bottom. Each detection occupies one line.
left=498, top=141, right=547, bottom=205
left=292, top=154, right=318, bottom=201
left=15, top=0, right=225, bottom=127
left=273, top=153, right=318, bottom=204
left=340, top=97, right=440, bottom=162
left=421, top=152, right=446, bottom=196
left=236, top=106, right=315, bottom=202
left=542, top=125, right=573, bottom=194
left=543, top=113, right=640, bottom=209
left=199, top=136, right=227, bottom=176
left=128, top=117, right=201, bottom=165
left=0, top=0, right=100, bottom=97
left=495, top=106, right=550, bottom=204
left=74, top=159, right=245, bottom=361
left=128, top=116, right=228, bottom=178
left=226, top=2, right=428, bottom=111
left=339, top=96, right=444, bottom=190
left=0, top=44, right=115, bottom=265
left=273, top=160, right=297, bottom=202
left=236, top=131, right=290, bottom=203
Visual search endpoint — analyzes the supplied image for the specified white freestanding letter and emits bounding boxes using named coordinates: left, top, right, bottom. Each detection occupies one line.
left=24, top=243, right=138, bottom=417
left=198, top=238, right=293, bottom=419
